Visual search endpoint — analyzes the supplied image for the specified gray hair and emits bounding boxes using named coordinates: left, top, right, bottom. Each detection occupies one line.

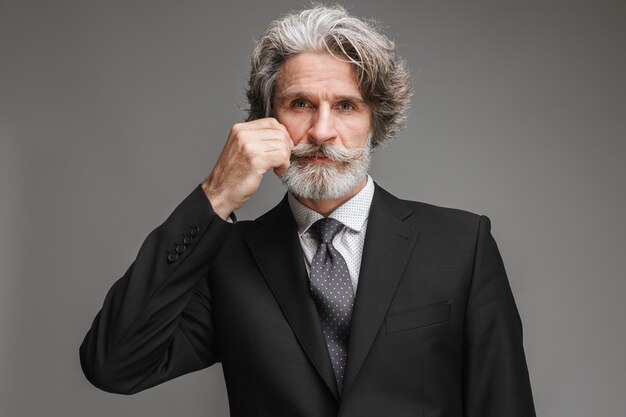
left=246, top=4, right=412, bottom=147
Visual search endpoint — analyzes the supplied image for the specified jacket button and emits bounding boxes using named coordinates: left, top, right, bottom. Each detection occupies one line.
left=183, top=236, right=193, bottom=245
left=175, top=244, right=186, bottom=254
left=190, top=225, right=200, bottom=236
left=167, top=252, right=179, bottom=263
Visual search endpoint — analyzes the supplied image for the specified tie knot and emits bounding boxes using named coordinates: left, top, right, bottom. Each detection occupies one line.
left=311, top=218, right=345, bottom=244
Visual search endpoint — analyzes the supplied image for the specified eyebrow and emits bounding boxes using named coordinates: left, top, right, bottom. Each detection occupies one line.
left=276, top=91, right=366, bottom=104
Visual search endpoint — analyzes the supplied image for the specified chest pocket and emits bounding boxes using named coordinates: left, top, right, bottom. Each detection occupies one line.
left=385, top=301, right=451, bottom=333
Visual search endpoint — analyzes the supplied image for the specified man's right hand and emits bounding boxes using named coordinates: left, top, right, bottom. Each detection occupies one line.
left=202, top=118, right=294, bottom=220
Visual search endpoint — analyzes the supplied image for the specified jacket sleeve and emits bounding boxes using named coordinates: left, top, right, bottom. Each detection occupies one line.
left=79, top=185, right=233, bottom=394
left=462, top=215, right=536, bottom=417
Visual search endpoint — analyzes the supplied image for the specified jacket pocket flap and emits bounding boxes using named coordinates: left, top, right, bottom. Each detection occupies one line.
left=386, top=301, right=451, bottom=333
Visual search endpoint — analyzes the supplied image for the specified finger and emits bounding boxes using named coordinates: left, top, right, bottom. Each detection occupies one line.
left=269, top=147, right=291, bottom=177
left=263, top=145, right=291, bottom=164
left=238, top=129, right=292, bottom=158
left=237, top=127, right=289, bottom=143
left=272, top=121, right=294, bottom=148
left=235, top=117, right=284, bottom=131
left=273, top=161, right=290, bottom=177
left=246, top=118, right=293, bottom=149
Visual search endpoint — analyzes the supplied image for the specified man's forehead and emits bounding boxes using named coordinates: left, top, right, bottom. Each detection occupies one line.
left=274, top=51, right=364, bottom=100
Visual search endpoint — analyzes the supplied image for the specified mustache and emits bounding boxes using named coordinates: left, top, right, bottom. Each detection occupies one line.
left=290, top=143, right=369, bottom=163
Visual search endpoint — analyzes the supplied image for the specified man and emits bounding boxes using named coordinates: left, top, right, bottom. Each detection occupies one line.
left=80, top=5, right=536, bottom=417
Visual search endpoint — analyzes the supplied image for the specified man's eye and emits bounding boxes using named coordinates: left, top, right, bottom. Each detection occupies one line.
left=338, top=102, right=354, bottom=111
left=292, top=100, right=310, bottom=108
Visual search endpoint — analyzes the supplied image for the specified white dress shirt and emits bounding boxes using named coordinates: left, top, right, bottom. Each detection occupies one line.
left=287, top=176, right=375, bottom=294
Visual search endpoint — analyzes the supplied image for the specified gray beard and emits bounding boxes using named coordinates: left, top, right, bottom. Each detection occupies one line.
left=281, top=141, right=371, bottom=200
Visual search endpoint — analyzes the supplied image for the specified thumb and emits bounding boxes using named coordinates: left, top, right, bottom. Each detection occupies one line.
left=273, top=160, right=290, bottom=177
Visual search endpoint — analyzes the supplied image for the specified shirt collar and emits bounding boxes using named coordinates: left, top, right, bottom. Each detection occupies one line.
left=288, top=175, right=375, bottom=237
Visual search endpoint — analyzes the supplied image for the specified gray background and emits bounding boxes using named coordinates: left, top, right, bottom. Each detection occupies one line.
left=1, top=0, right=625, bottom=416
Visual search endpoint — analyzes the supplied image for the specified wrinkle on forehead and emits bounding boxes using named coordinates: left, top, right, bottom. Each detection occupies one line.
left=275, top=51, right=363, bottom=101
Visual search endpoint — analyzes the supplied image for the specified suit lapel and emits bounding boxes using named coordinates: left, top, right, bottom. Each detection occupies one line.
left=245, top=196, right=340, bottom=399
left=342, top=184, right=425, bottom=397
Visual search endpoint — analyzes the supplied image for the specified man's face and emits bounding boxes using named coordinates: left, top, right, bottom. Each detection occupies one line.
left=274, top=51, right=372, bottom=149
left=274, top=51, right=373, bottom=200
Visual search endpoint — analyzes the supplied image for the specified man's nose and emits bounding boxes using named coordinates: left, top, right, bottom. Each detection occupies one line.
left=307, top=106, right=337, bottom=144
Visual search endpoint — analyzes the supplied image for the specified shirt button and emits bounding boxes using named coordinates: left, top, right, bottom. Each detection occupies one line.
left=190, top=225, right=200, bottom=236
left=167, top=252, right=179, bottom=263
left=175, top=244, right=186, bottom=254
left=183, top=236, right=193, bottom=245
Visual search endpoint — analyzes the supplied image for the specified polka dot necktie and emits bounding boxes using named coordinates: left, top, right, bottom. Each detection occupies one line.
left=309, top=218, right=355, bottom=393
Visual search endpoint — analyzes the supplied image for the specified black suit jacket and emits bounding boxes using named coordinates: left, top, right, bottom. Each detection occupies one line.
left=80, top=183, right=536, bottom=417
